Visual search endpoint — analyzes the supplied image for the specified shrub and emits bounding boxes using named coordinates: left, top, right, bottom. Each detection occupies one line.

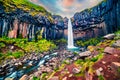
left=0, top=42, right=5, bottom=48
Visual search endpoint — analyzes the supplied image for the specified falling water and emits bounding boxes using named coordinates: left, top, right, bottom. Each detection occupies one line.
left=67, top=18, right=75, bottom=49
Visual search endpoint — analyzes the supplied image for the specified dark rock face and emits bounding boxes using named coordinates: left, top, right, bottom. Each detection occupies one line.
left=72, top=0, right=120, bottom=40
left=0, top=3, right=67, bottom=40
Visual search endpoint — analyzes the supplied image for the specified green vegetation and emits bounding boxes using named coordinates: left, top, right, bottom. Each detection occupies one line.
left=0, top=37, right=56, bottom=53
left=0, top=50, right=24, bottom=64
left=98, top=75, right=105, bottom=80
left=115, top=30, right=120, bottom=40
left=76, top=38, right=102, bottom=47
left=0, top=0, right=53, bottom=21
left=32, top=76, right=40, bottom=80
left=75, top=53, right=104, bottom=75
left=6, top=50, right=24, bottom=58
left=54, top=39, right=67, bottom=45
left=0, top=37, right=56, bottom=63
left=0, top=42, right=5, bottom=48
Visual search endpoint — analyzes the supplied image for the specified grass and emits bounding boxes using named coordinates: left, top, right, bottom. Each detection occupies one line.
left=0, top=42, right=5, bottom=48
left=98, top=75, right=105, bottom=80
left=76, top=38, right=102, bottom=47
left=0, top=0, right=53, bottom=21
left=0, top=37, right=56, bottom=53
left=0, top=37, right=56, bottom=63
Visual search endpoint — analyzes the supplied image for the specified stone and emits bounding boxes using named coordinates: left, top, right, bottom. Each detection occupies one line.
left=69, top=74, right=73, bottom=77
left=102, top=61, right=106, bottom=64
left=112, top=40, right=120, bottom=48
left=49, top=76, right=59, bottom=80
left=63, top=77, right=67, bottom=80
left=28, top=61, right=33, bottom=66
left=5, top=78, right=14, bottom=80
left=104, top=47, right=115, bottom=54
left=20, top=74, right=29, bottom=80
left=96, top=70, right=101, bottom=76
left=10, top=46, right=14, bottom=50
left=79, top=51, right=91, bottom=57
left=72, top=68, right=80, bottom=74
left=96, top=67, right=103, bottom=76
left=111, top=62, right=120, bottom=69
left=103, top=34, right=115, bottom=40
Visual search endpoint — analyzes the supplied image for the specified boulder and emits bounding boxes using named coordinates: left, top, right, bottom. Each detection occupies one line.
left=72, top=68, right=80, bottom=74
left=49, top=76, right=59, bottom=80
left=103, top=34, right=115, bottom=40
left=111, top=62, right=120, bottom=70
left=63, top=77, right=67, bottom=80
left=5, top=78, right=14, bottom=80
left=112, top=40, right=120, bottom=48
left=96, top=67, right=103, bottom=76
left=20, top=74, right=29, bottom=80
left=104, top=47, right=115, bottom=54
left=79, top=51, right=91, bottom=57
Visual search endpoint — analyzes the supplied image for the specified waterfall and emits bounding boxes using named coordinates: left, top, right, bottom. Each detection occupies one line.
left=67, top=18, right=75, bottom=49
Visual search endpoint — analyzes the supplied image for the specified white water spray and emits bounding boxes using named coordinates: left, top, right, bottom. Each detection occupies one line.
left=67, top=18, right=76, bottom=49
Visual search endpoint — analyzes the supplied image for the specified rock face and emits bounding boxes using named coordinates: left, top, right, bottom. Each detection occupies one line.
left=71, top=0, right=120, bottom=40
left=0, top=1, right=67, bottom=40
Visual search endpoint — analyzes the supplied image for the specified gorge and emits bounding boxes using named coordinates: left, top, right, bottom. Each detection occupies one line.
left=0, top=0, right=120, bottom=80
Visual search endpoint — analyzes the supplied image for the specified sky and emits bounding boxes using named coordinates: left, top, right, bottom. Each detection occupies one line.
left=29, top=0, right=103, bottom=17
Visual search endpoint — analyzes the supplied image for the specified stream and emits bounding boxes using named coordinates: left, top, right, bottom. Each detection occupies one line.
left=0, top=52, right=58, bottom=80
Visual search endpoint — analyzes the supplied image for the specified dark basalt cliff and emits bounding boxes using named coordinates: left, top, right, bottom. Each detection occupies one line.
left=71, top=0, right=120, bottom=40
left=0, top=0, right=119, bottom=40
left=0, top=0, right=67, bottom=40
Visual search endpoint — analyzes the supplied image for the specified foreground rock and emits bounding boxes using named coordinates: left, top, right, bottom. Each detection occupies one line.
left=79, top=51, right=91, bottom=57
left=20, top=75, right=29, bottom=80
left=104, top=47, right=116, bottom=54
left=103, top=34, right=115, bottom=40
left=49, top=76, right=59, bottom=80
left=112, top=40, right=120, bottom=48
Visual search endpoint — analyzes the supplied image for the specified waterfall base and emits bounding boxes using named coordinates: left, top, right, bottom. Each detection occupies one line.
left=67, top=46, right=79, bottom=52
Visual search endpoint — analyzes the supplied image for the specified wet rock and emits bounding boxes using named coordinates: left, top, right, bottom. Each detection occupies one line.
left=5, top=78, right=14, bottom=80
left=112, top=40, right=120, bottom=48
left=103, top=34, right=115, bottom=40
left=20, top=74, right=29, bottom=80
left=72, top=68, right=80, bottom=74
left=49, top=76, right=59, bottom=80
left=104, top=47, right=115, bottom=54
left=28, top=61, right=33, bottom=66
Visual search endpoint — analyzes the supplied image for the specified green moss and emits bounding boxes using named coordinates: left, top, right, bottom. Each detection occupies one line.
left=76, top=38, right=102, bottom=47
left=98, top=75, right=105, bottom=80
left=0, top=37, right=56, bottom=53
left=0, top=0, right=52, bottom=21
left=6, top=50, right=24, bottom=58
left=0, top=42, right=5, bottom=48
left=32, top=76, right=40, bottom=80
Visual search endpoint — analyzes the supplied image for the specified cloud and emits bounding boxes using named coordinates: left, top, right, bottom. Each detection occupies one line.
left=29, top=0, right=103, bottom=17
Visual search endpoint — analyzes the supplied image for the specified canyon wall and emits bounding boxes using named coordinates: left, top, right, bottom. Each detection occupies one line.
left=0, top=1, right=67, bottom=40
left=71, top=0, right=120, bottom=40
